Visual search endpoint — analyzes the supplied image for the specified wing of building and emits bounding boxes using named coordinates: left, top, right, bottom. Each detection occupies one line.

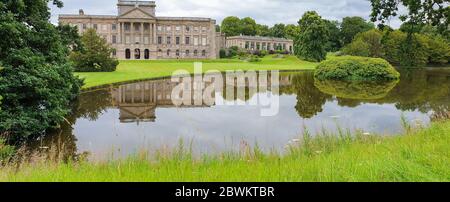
left=59, top=0, right=294, bottom=60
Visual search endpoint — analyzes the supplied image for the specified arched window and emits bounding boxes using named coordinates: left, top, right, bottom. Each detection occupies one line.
left=185, top=50, right=190, bottom=56
left=202, top=50, right=206, bottom=57
left=176, top=50, right=180, bottom=57
left=194, top=50, right=198, bottom=56
left=144, top=49, right=150, bottom=59
left=134, top=49, right=140, bottom=59
left=125, top=49, right=131, bottom=59
left=167, top=49, right=171, bottom=56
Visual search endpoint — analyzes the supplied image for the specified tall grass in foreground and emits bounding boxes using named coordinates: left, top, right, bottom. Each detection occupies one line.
left=1, top=121, right=449, bottom=182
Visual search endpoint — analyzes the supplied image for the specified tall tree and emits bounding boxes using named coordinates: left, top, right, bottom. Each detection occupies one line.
left=285, top=24, right=300, bottom=40
left=70, top=29, right=119, bottom=72
left=240, top=17, right=257, bottom=36
left=221, top=16, right=242, bottom=37
left=0, top=0, right=82, bottom=140
left=341, top=16, right=375, bottom=45
left=324, top=20, right=342, bottom=52
left=270, top=23, right=286, bottom=38
left=295, top=11, right=329, bottom=62
left=256, top=24, right=271, bottom=36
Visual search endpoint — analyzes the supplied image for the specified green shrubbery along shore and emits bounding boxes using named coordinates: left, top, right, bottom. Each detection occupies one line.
left=314, top=56, right=400, bottom=81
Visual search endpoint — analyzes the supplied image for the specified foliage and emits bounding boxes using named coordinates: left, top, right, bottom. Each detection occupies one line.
left=219, top=49, right=227, bottom=58
left=70, top=29, right=118, bottom=72
left=314, top=79, right=399, bottom=100
left=425, top=35, right=450, bottom=65
left=340, top=16, right=375, bottom=45
left=369, top=0, right=449, bottom=37
left=381, top=30, right=407, bottom=65
left=270, top=23, right=286, bottom=38
left=240, top=17, right=257, bottom=36
left=0, top=138, right=14, bottom=163
left=221, top=16, right=242, bottom=36
left=255, top=24, right=271, bottom=36
left=285, top=24, right=300, bottom=40
left=295, top=11, right=329, bottom=62
left=342, top=39, right=370, bottom=57
left=398, top=33, right=430, bottom=67
left=315, top=56, right=400, bottom=81
left=0, top=0, right=82, bottom=140
left=324, top=20, right=342, bottom=52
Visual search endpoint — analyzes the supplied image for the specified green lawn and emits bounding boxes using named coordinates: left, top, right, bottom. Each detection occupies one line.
left=2, top=120, right=449, bottom=182
left=75, top=55, right=317, bottom=89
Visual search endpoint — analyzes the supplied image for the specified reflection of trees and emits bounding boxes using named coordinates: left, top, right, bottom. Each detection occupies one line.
left=283, top=72, right=332, bottom=119
left=314, top=80, right=398, bottom=100
left=73, top=89, right=112, bottom=121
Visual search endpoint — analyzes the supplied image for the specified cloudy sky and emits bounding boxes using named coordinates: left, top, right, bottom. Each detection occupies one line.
left=49, top=0, right=403, bottom=28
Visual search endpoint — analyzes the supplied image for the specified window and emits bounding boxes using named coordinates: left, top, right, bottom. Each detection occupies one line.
left=194, top=26, right=199, bottom=32
left=157, top=26, right=162, bottom=31
left=125, top=49, right=131, bottom=59
left=112, top=24, right=117, bottom=31
left=245, top=42, right=249, bottom=49
left=176, top=50, right=180, bottom=56
left=112, top=49, right=116, bottom=57
left=93, top=24, right=98, bottom=30
left=202, top=37, right=207, bottom=46
left=144, top=49, right=150, bottom=59
left=194, top=37, right=199, bottom=46
left=135, top=36, right=140, bottom=44
left=158, top=36, right=162, bottom=44
left=167, top=36, right=171, bottom=44
left=112, top=35, right=117, bottom=44
left=202, top=50, right=206, bottom=56
left=125, top=36, right=130, bottom=44
left=144, top=23, right=150, bottom=31
left=194, top=50, right=198, bottom=56
left=202, top=27, right=207, bottom=32
left=102, top=24, right=107, bottom=31
left=185, top=37, right=190, bottom=45
left=134, top=24, right=140, bottom=31
left=82, top=24, right=87, bottom=30
left=185, top=26, right=190, bottom=32
left=166, top=26, right=171, bottom=31
left=185, top=50, right=190, bottom=56
left=176, top=37, right=180, bottom=45
left=124, top=23, right=130, bottom=31
left=134, top=49, right=140, bottom=59
left=167, top=49, right=171, bottom=56
left=144, top=36, right=149, bottom=44
left=175, top=26, right=181, bottom=31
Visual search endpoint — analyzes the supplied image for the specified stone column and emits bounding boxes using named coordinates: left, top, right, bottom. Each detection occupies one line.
left=153, top=23, right=157, bottom=44
left=140, top=22, right=144, bottom=45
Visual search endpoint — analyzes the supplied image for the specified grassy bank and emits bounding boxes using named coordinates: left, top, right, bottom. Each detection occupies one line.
left=1, top=121, right=449, bottom=182
left=75, top=55, right=317, bottom=89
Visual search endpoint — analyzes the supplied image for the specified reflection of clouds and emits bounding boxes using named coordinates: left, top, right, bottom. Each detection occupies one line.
left=73, top=94, right=431, bottom=160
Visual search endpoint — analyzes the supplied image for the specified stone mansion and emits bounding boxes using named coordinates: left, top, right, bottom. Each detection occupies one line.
left=59, top=0, right=294, bottom=60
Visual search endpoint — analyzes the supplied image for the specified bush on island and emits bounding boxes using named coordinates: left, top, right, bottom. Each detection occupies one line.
left=314, top=79, right=398, bottom=100
left=314, top=56, right=400, bottom=81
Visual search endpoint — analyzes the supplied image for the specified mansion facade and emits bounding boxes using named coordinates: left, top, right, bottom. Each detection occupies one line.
left=59, top=0, right=294, bottom=60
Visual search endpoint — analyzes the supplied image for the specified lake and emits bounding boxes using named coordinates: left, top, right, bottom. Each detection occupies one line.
left=23, top=68, right=450, bottom=161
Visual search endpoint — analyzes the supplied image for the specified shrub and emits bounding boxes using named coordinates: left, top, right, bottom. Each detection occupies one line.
left=381, top=30, right=406, bottom=65
left=260, top=50, right=268, bottom=57
left=219, top=49, right=227, bottom=58
left=227, top=46, right=240, bottom=58
left=70, top=29, right=119, bottom=72
left=314, top=79, right=398, bottom=100
left=0, top=138, right=14, bottom=163
left=342, top=39, right=370, bottom=57
left=268, top=50, right=276, bottom=54
left=314, top=56, right=400, bottom=81
left=398, top=34, right=429, bottom=67
left=425, top=35, right=450, bottom=65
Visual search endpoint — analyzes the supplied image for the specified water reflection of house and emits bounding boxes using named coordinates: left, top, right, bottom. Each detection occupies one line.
left=111, top=74, right=293, bottom=123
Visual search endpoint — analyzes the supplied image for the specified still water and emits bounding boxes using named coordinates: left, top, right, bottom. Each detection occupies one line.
left=24, top=68, right=450, bottom=160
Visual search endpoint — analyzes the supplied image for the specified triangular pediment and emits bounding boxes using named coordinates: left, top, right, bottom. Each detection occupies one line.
left=119, top=8, right=154, bottom=19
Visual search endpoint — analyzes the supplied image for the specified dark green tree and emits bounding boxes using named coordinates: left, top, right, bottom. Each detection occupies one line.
left=324, top=20, right=342, bottom=52
left=270, top=23, right=286, bottom=38
left=221, top=16, right=242, bottom=36
left=70, top=28, right=119, bottom=72
left=285, top=24, right=300, bottom=40
left=240, top=17, right=257, bottom=36
left=0, top=0, right=83, bottom=140
left=256, top=24, right=271, bottom=36
left=341, top=16, right=375, bottom=45
left=295, top=11, right=329, bottom=62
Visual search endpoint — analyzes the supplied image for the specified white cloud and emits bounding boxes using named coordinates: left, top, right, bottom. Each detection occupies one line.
left=50, top=0, right=402, bottom=28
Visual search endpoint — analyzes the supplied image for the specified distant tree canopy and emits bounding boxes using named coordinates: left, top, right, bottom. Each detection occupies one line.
left=295, top=11, right=329, bottom=62
left=340, top=16, right=375, bottom=45
left=0, top=0, right=82, bottom=140
left=221, top=16, right=242, bottom=36
left=270, top=23, right=286, bottom=38
left=70, top=29, right=119, bottom=72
